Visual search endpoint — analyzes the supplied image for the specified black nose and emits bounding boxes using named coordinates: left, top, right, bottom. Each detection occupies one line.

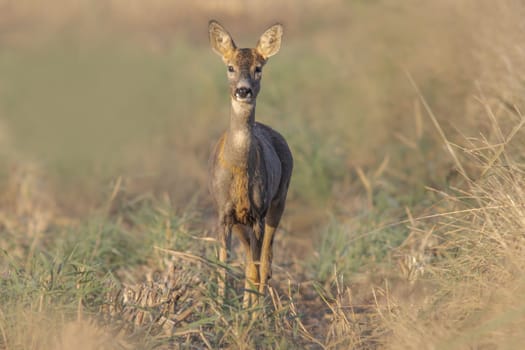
left=235, top=87, right=252, bottom=99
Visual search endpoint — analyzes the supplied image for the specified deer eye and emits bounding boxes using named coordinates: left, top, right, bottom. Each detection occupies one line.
left=255, top=66, right=262, bottom=73
left=227, top=66, right=235, bottom=73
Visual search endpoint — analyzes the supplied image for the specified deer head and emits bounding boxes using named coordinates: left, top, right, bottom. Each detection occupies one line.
left=208, top=20, right=283, bottom=104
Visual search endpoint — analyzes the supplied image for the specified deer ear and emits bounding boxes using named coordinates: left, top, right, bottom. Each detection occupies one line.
left=256, top=23, right=283, bottom=59
left=209, top=20, right=236, bottom=59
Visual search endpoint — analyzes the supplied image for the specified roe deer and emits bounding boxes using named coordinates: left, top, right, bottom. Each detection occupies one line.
left=208, top=20, right=293, bottom=307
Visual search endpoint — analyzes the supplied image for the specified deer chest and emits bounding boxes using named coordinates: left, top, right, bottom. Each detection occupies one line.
left=228, top=168, right=268, bottom=225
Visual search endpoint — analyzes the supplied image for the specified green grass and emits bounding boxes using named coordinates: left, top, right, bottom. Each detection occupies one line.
left=0, top=200, right=313, bottom=349
left=312, top=214, right=409, bottom=284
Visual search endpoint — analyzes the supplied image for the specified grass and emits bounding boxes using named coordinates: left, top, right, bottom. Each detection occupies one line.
left=1, top=0, right=525, bottom=348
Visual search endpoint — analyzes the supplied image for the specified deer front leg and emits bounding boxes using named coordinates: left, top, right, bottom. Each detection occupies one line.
left=231, top=224, right=259, bottom=308
left=218, top=223, right=233, bottom=303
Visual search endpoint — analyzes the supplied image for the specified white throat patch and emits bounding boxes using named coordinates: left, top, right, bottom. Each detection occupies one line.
left=231, top=98, right=253, bottom=115
left=232, top=130, right=249, bottom=148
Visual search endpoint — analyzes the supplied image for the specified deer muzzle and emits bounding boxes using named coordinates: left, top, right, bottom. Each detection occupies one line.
left=235, top=87, right=253, bottom=100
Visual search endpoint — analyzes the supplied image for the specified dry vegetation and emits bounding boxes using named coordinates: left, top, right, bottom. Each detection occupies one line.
left=1, top=0, right=525, bottom=349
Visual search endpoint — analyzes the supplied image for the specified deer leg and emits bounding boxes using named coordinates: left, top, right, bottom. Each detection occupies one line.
left=260, top=200, right=285, bottom=294
left=231, top=224, right=258, bottom=307
left=248, top=219, right=264, bottom=302
left=259, top=224, right=276, bottom=294
left=218, top=223, right=233, bottom=302
left=246, top=230, right=261, bottom=307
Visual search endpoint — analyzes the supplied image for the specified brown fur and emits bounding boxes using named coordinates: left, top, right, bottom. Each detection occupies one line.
left=208, top=20, right=293, bottom=307
left=216, top=134, right=252, bottom=225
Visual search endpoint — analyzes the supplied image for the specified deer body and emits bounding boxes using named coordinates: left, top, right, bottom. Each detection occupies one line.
left=208, top=21, right=293, bottom=306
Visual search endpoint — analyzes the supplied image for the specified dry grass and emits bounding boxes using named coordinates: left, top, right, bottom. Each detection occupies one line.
left=379, top=117, right=525, bottom=349
left=320, top=2, right=525, bottom=346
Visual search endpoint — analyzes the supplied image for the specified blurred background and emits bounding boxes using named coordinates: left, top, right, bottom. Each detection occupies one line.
left=0, top=0, right=524, bottom=261
left=2, top=0, right=510, bottom=226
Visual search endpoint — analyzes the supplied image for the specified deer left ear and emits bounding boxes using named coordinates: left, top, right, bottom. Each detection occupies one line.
left=209, top=20, right=237, bottom=60
left=256, top=24, right=283, bottom=59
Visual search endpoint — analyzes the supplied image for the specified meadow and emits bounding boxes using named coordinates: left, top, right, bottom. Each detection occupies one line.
left=1, top=0, right=525, bottom=348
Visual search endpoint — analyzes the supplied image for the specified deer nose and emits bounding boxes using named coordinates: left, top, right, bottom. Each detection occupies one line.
left=235, top=87, right=253, bottom=99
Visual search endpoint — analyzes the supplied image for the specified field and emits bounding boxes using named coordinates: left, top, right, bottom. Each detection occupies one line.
left=1, top=0, right=525, bottom=348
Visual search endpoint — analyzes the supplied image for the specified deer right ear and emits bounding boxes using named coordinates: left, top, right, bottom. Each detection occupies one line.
left=256, top=23, right=283, bottom=59
left=209, top=20, right=236, bottom=60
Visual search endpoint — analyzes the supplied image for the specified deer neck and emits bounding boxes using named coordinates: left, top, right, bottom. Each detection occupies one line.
left=224, top=99, right=256, bottom=167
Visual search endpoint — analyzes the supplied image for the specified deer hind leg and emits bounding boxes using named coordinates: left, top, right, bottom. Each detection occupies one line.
left=218, top=223, right=233, bottom=303
left=259, top=200, right=285, bottom=294
left=259, top=225, right=276, bottom=294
